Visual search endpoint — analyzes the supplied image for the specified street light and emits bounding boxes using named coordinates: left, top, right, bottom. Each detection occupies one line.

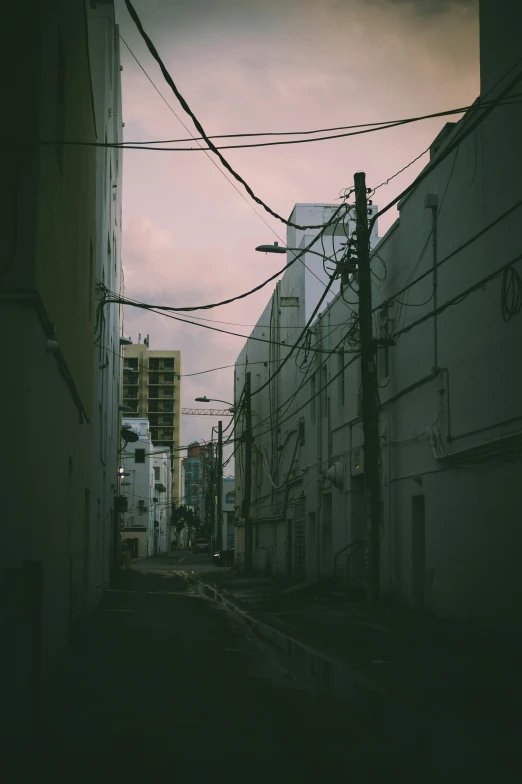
left=195, top=396, right=235, bottom=412
left=255, top=242, right=329, bottom=260
left=256, top=240, right=357, bottom=280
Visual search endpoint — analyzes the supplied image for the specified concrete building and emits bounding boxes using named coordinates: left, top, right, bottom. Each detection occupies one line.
left=86, top=0, right=124, bottom=609
left=234, top=0, right=522, bottom=632
left=122, top=340, right=182, bottom=506
left=152, top=449, right=172, bottom=554
left=222, top=478, right=236, bottom=551
left=120, top=419, right=172, bottom=557
left=182, top=442, right=213, bottom=524
left=1, top=0, right=125, bottom=733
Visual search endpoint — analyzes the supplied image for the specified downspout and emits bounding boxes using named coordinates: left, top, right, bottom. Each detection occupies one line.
left=316, top=326, right=323, bottom=580
left=425, top=194, right=439, bottom=372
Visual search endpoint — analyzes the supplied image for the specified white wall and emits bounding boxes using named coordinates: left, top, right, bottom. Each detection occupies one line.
left=121, top=419, right=155, bottom=557
left=86, top=1, right=124, bottom=608
left=153, top=448, right=172, bottom=553
left=222, top=478, right=236, bottom=550
left=234, top=52, right=522, bottom=632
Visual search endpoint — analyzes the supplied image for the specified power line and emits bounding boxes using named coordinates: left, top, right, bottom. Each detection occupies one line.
left=378, top=196, right=522, bottom=313
left=393, top=251, right=522, bottom=341
left=115, top=96, right=522, bottom=146
left=115, top=25, right=333, bottom=291
left=22, top=96, right=522, bottom=154
left=123, top=0, right=347, bottom=232
left=370, top=61, right=522, bottom=232
left=246, top=242, right=522, bottom=444
left=115, top=26, right=282, bottom=244
left=101, top=204, right=347, bottom=318
left=114, top=293, right=338, bottom=352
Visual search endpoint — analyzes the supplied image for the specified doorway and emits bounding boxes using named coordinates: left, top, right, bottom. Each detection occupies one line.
left=411, top=495, right=426, bottom=611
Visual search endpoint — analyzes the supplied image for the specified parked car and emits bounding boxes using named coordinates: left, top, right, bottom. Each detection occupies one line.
left=212, top=548, right=235, bottom=567
left=193, top=538, right=210, bottom=554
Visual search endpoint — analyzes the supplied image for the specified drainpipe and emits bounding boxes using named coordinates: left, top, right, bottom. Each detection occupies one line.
left=425, top=194, right=439, bottom=372
left=316, top=326, right=323, bottom=580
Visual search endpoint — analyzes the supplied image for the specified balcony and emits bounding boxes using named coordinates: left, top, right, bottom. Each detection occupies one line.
left=149, top=361, right=175, bottom=372
left=148, top=405, right=173, bottom=414
left=148, top=375, right=175, bottom=385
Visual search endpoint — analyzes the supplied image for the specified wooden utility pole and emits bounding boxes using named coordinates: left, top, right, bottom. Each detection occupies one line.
left=354, top=171, right=382, bottom=609
left=209, top=429, right=215, bottom=552
left=216, top=420, right=223, bottom=551
left=243, top=372, right=253, bottom=572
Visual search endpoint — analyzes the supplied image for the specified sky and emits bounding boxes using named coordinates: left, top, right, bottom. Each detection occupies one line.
left=114, top=0, right=480, bottom=463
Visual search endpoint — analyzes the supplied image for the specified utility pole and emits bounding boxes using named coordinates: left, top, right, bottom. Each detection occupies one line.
left=354, top=171, right=382, bottom=609
left=216, top=420, right=223, bottom=552
left=243, top=372, right=253, bottom=573
left=209, top=429, right=215, bottom=552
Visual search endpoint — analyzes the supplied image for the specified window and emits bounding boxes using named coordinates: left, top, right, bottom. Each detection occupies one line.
left=135, top=449, right=145, bottom=464
left=338, top=349, right=345, bottom=406
left=311, top=374, right=316, bottom=423
left=154, top=466, right=160, bottom=480
left=55, top=38, right=66, bottom=175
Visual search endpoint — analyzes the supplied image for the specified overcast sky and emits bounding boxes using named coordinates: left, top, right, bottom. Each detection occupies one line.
left=115, top=0, right=479, bottom=463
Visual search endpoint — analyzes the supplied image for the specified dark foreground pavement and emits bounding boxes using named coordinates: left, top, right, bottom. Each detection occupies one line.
left=5, top=564, right=437, bottom=783
left=171, top=554, right=522, bottom=783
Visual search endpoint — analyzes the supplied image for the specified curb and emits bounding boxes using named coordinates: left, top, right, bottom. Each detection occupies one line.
left=174, top=570, right=400, bottom=703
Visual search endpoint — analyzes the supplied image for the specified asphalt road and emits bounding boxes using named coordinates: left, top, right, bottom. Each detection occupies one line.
left=14, top=555, right=448, bottom=781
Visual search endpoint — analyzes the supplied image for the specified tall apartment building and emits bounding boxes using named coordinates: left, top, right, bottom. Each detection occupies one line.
left=122, top=338, right=182, bottom=504
left=182, top=442, right=214, bottom=522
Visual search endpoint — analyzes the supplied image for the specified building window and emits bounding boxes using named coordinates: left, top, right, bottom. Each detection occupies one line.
left=55, top=37, right=66, bottom=176
left=154, top=466, right=160, bottom=480
left=135, top=449, right=145, bottom=464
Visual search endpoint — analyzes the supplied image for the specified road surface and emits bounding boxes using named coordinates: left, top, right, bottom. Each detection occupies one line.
left=16, top=555, right=447, bottom=781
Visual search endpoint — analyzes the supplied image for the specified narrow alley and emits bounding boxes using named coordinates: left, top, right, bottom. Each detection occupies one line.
left=9, top=555, right=425, bottom=782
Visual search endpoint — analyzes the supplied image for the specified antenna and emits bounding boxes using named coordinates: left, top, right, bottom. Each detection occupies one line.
left=138, top=333, right=141, bottom=344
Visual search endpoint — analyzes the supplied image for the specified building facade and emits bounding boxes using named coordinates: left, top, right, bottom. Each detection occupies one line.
left=1, top=0, right=124, bottom=733
left=87, top=0, right=124, bottom=610
left=222, top=478, right=236, bottom=551
left=120, top=419, right=172, bottom=557
left=234, top=5, right=522, bottom=632
left=182, top=442, right=213, bottom=524
left=122, top=339, right=182, bottom=505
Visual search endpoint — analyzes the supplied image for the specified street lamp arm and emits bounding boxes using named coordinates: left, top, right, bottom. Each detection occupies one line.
left=255, top=243, right=338, bottom=261
left=194, top=396, right=235, bottom=409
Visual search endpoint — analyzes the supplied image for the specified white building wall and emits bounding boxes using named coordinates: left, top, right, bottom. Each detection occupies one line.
left=222, top=478, right=236, bottom=551
left=153, top=448, right=172, bottom=554
left=121, top=419, right=155, bottom=557
left=86, top=1, right=124, bottom=608
left=234, top=34, right=522, bottom=632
